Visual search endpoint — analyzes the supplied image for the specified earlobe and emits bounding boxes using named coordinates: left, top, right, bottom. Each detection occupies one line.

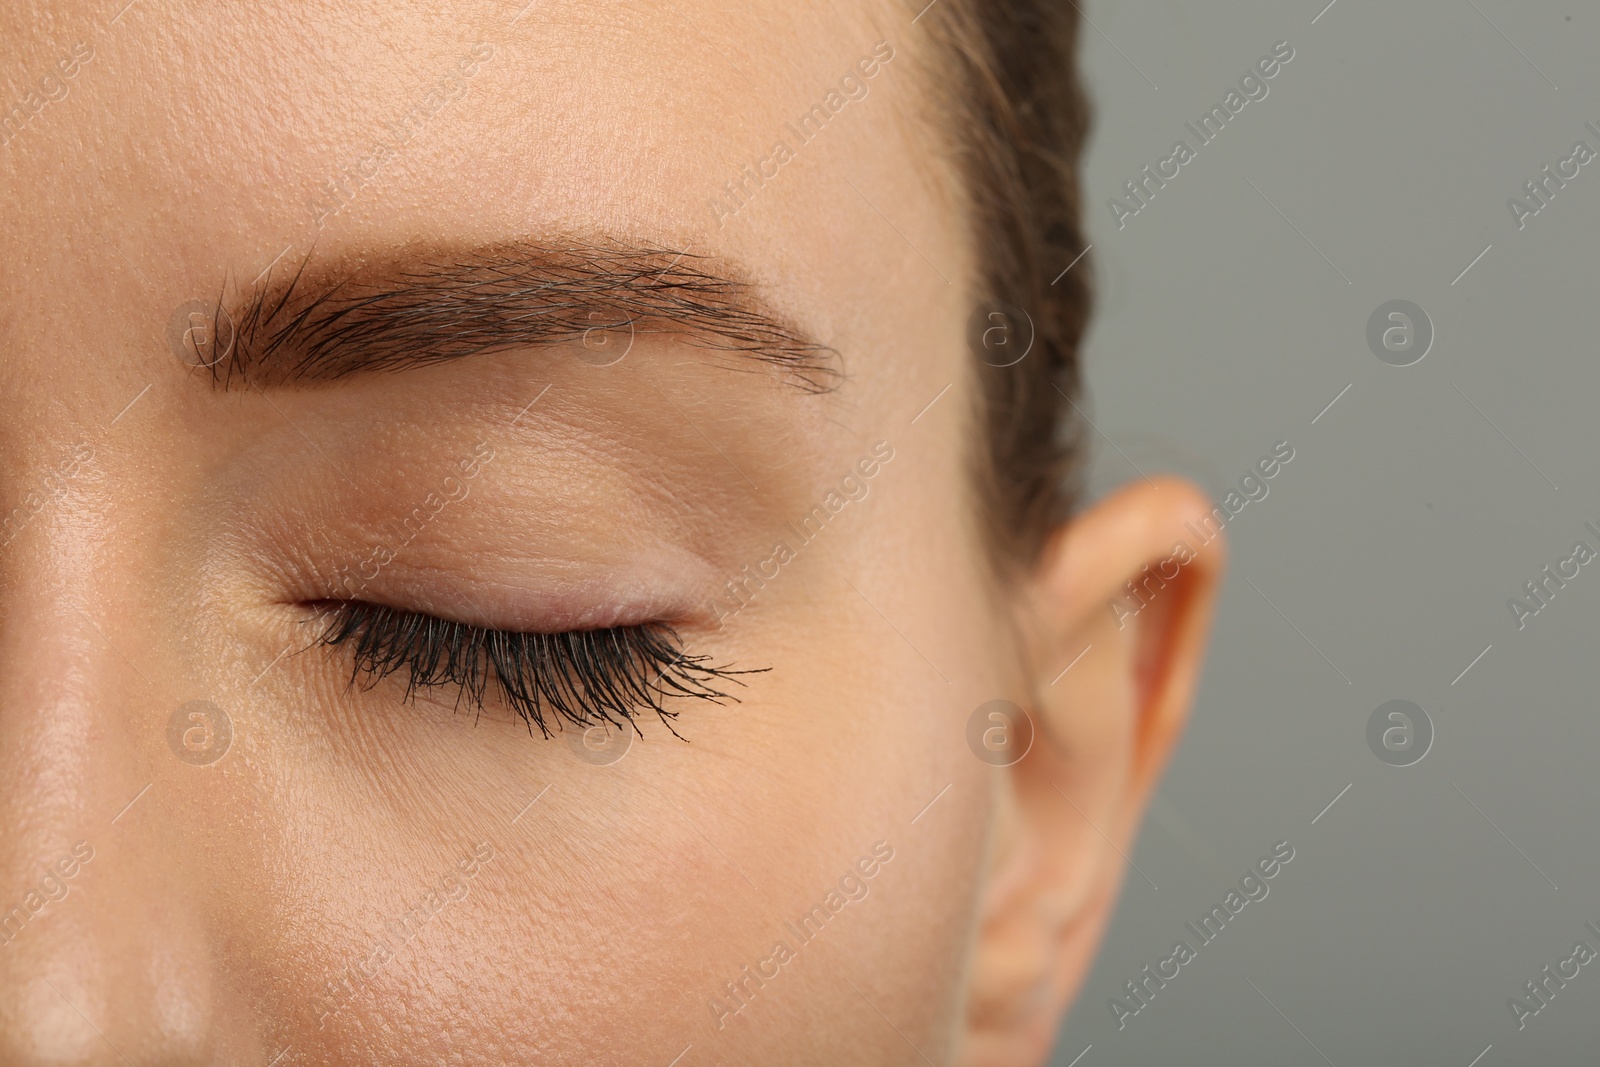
left=961, top=479, right=1225, bottom=1067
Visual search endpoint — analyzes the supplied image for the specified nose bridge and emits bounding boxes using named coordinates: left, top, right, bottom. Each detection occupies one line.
left=0, top=493, right=216, bottom=1061
left=0, top=517, right=124, bottom=865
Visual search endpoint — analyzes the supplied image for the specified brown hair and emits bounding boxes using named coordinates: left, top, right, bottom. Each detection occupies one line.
left=919, top=1, right=1092, bottom=569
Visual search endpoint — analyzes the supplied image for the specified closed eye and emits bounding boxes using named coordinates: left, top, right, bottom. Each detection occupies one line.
left=307, top=600, right=756, bottom=739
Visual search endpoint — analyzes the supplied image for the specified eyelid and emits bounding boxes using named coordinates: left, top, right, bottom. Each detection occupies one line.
left=303, top=536, right=722, bottom=634
left=309, top=600, right=757, bottom=738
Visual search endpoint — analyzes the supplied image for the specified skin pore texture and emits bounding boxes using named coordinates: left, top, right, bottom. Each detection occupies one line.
left=0, top=1, right=1223, bottom=1064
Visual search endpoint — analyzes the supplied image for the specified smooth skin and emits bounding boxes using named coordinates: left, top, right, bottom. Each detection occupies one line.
left=0, top=1, right=1222, bottom=1063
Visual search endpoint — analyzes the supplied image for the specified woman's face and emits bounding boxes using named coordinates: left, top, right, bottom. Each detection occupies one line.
left=0, top=1, right=1220, bottom=1063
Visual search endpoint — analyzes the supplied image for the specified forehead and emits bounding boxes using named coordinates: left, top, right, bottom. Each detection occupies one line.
left=0, top=0, right=963, bottom=403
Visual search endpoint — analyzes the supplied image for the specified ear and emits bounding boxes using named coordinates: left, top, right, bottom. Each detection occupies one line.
left=960, top=478, right=1225, bottom=1066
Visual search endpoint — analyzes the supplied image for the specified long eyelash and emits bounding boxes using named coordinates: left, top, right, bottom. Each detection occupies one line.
left=308, top=601, right=755, bottom=739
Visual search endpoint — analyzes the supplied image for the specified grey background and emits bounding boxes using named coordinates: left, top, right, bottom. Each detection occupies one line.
left=1052, top=2, right=1599, bottom=1064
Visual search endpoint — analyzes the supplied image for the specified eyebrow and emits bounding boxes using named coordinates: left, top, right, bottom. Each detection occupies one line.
left=197, top=239, right=839, bottom=392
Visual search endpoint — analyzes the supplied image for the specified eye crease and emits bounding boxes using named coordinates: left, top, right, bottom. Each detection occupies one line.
left=308, top=600, right=755, bottom=739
